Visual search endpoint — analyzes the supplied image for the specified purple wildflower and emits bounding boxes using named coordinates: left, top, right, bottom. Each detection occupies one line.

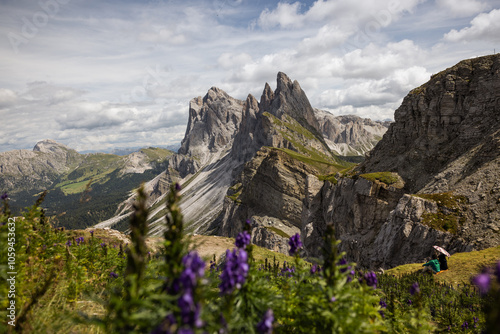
left=178, top=293, right=203, bottom=329
left=210, top=260, right=217, bottom=272
left=364, top=271, right=377, bottom=288
left=379, top=299, right=387, bottom=308
left=175, top=183, right=181, bottom=191
left=219, top=248, right=249, bottom=294
left=256, top=309, right=274, bottom=334
left=76, top=237, right=84, bottom=246
left=235, top=231, right=251, bottom=249
left=178, top=329, right=194, bottom=334
left=410, top=282, right=420, bottom=295
left=245, top=219, right=251, bottom=226
left=347, top=270, right=355, bottom=283
left=330, top=296, right=336, bottom=302
left=110, top=272, right=118, bottom=279
left=66, top=240, right=72, bottom=247
left=288, top=233, right=302, bottom=256
left=337, top=258, right=349, bottom=273
left=310, top=264, right=317, bottom=274
left=90, top=230, right=94, bottom=237
left=1, top=192, right=8, bottom=200
left=180, top=252, right=205, bottom=291
left=407, top=299, right=412, bottom=306
left=100, top=242, right=106, bottom=248
left=472, top=272, right=491, bottom=295
left=461, top=321, right=469, bottom=329
left=378, top=310, right=385, bottom=318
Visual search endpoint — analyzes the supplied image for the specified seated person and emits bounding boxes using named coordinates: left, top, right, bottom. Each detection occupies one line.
left=422, top=254, right=441, bottom=274
left=438, top=253, right=448, bottom=271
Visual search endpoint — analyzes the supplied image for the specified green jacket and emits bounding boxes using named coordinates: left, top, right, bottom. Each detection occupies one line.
left=423, top=259, right=441, bottom=273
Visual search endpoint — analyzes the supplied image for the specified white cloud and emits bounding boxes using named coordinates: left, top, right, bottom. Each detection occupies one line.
left=218, top=53, right=253, bottom=69
left=0, top=89, right=18, bottom=109
left=256, top=0, right=423, bottom=30
left=444, top=9, right=500, bottom=42
left=1, top=0, right=500, bottom=152
left=258, top=2, right=303, bottom=29
left=298, top=24, right=352, bottom=54
left=436, top=0, right=489, bottom=17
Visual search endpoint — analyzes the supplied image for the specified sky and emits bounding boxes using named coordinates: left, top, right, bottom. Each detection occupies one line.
left=0, top=0, right=499, bottom=153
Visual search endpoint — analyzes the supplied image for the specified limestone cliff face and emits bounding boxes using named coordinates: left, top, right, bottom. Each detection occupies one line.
left=302, top=178, right=472, bottom=268
left=0, top=139, right=83, bottom=191
left=303, top=54, right=500, bottom=268
left=362, top=55, right=500, bottom=192
left=302, top=176, right=404, bottom=266
left=315, top=109, right=389, bottom=156
left=179, top=87, right=244, bottom=166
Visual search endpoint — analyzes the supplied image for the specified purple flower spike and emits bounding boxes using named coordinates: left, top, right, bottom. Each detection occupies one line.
left=180, top=252, right=205, bottom=291
left=410, top=282, right=420, bottom=295
left=235, top=231, right=251, bottom=249
left=66, top=240, right=72, bottom=247
left=472, top=272, right=491, bottom=295
left=288, top=233, right=303, bottom=256
left=310, top=264, right=317, bottom=274
left=175, top=183, right=181, bottom=191
left=1, top=192, right=8, bottom=200
left=219, top=249, right=249, bottom=294
left=364, top=271, right=377, bottom=288
left=110, top=272, right=119, bottom=279
left=256, top=309, right=274, bottom=334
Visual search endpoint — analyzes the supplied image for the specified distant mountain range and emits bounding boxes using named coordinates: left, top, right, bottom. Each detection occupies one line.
left=0, top=140, right=173, bottom=228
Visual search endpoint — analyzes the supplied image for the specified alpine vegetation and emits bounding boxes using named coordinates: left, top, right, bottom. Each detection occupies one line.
left=1, top=185, right=500, bottom=333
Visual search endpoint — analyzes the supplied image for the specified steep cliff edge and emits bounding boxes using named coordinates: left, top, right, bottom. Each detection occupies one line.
left=304, top=54, right=500, bottom=268
left=362, top=55, right=500, bottom=192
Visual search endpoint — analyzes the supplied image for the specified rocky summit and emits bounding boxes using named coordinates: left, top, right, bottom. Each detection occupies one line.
left=96, top=72, right=389, bottom=246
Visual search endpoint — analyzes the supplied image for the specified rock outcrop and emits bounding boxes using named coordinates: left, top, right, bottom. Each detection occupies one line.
left=0, top=139, right=82, bottom=191
left=315, top=109, right=389, bottom=156
left=303, top=54, right=500, bottom=268
left=179, top=87, right=244, bottom=165
left=362, top=55, right=500, bottom=192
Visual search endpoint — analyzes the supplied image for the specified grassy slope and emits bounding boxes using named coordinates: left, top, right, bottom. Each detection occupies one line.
left=56, top=148, right=173, bottom=195
left=386, top=245, right=500, bottom=286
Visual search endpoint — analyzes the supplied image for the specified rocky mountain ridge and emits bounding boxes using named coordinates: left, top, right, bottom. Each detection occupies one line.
left=95, top=73, right=387, bottom=239
left=302, top=54, right=500, bottom=268
left=0, top=139, right=173, bottom=228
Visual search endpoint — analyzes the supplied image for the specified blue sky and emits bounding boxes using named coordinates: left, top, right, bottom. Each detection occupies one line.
left=0, top=0, right=499, bottom=152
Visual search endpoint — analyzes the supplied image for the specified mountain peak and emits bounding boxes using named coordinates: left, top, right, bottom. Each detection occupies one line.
left=276, top=71, right=292, bottom=90
left=33, top=139, right=69, bottom=153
